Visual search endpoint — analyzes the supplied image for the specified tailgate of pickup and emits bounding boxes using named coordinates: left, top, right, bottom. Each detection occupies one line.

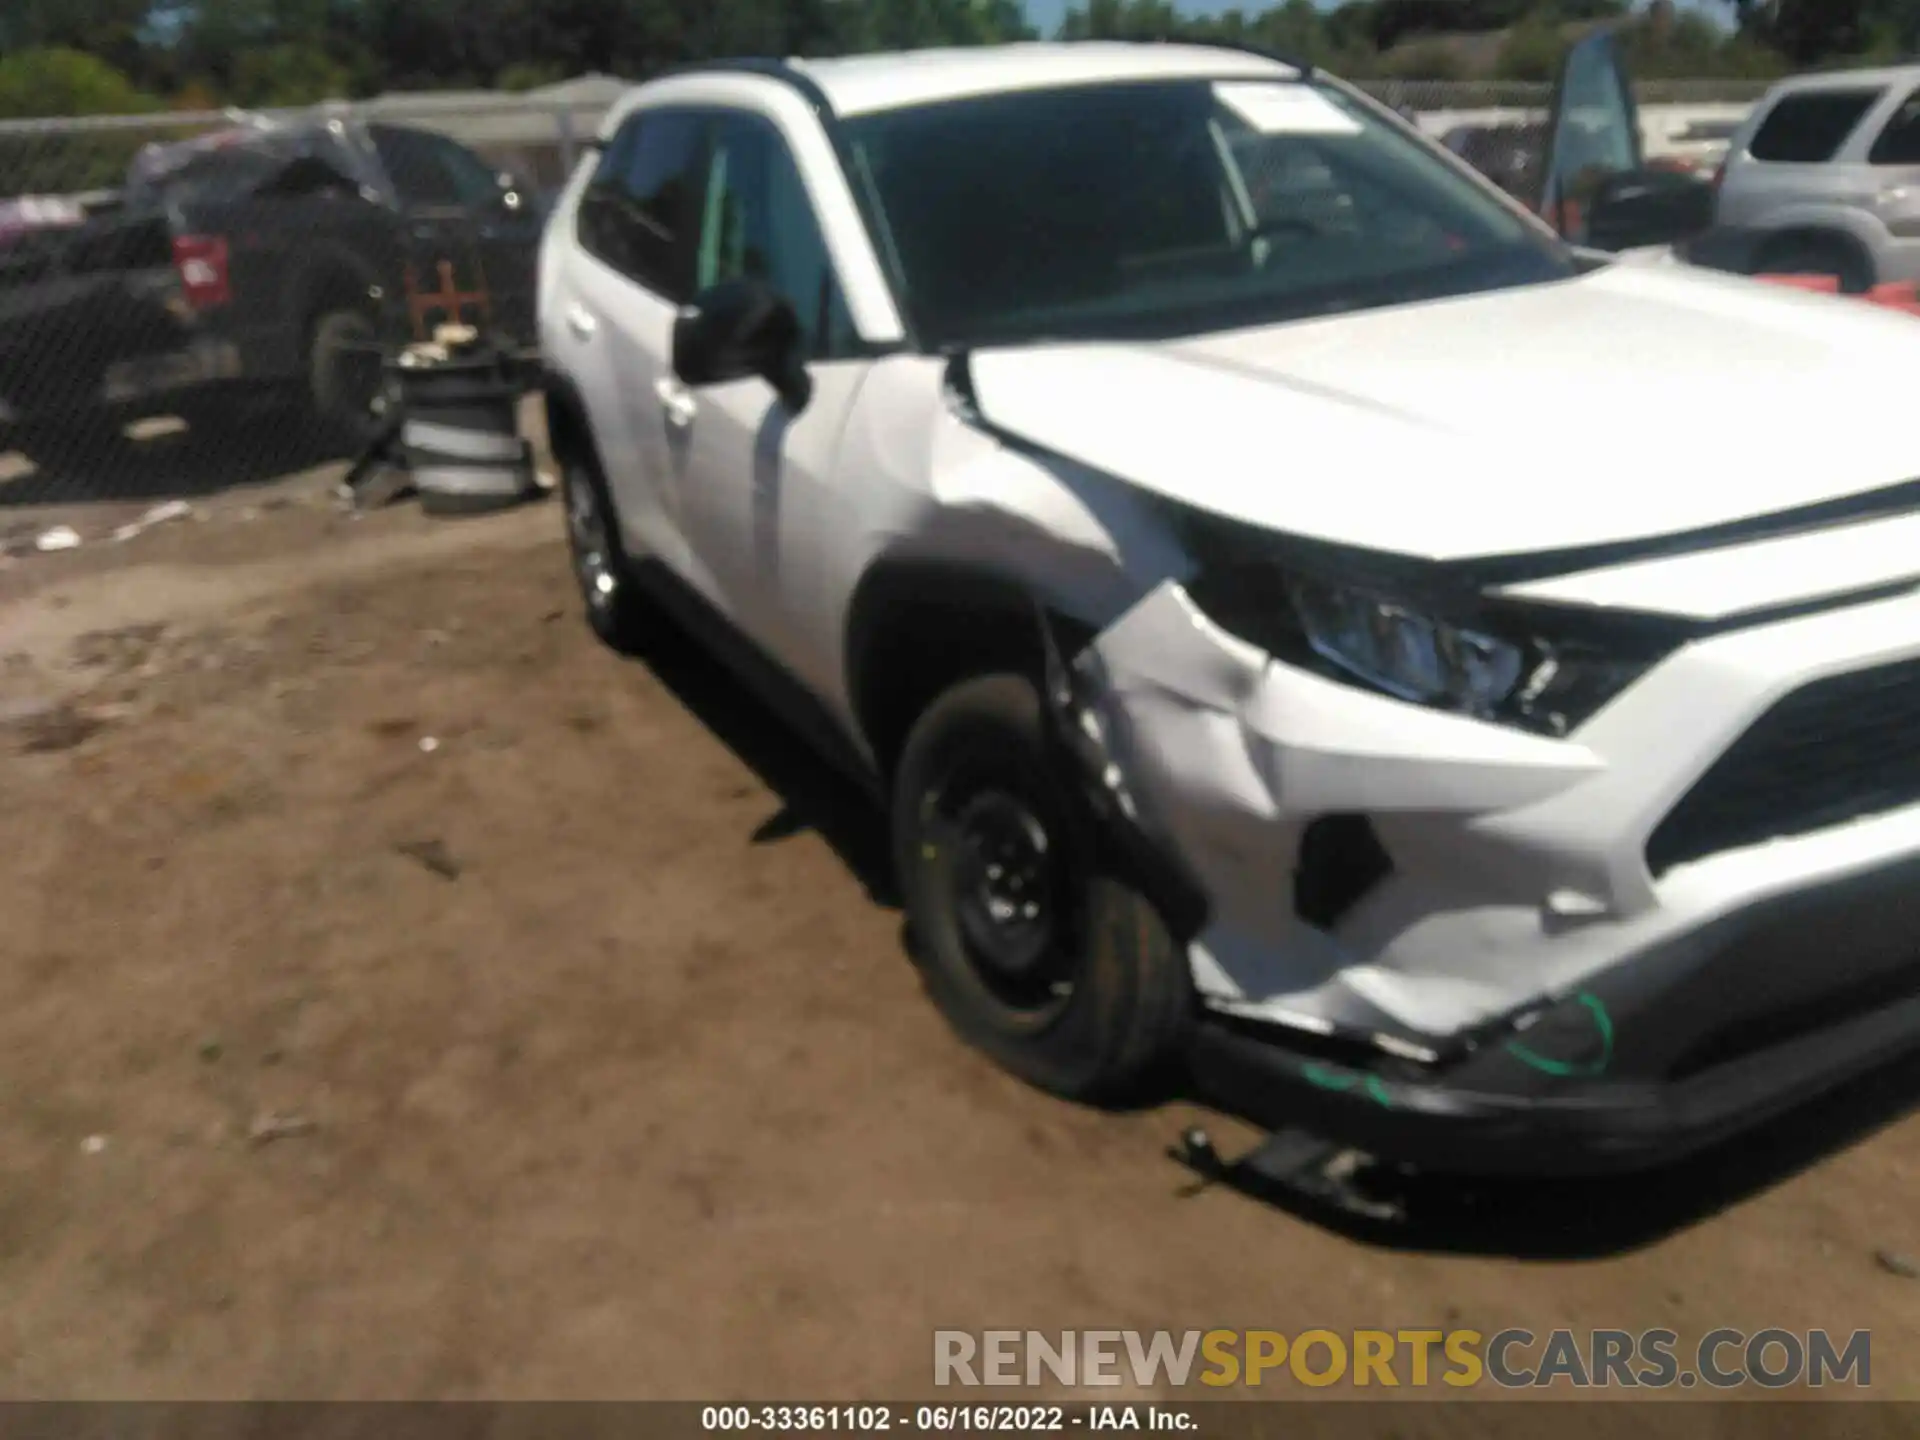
left=0, top=212, right=207, bottom=420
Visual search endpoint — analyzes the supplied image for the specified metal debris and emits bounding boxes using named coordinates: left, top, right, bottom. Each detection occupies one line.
left=111, top=499, right=194, bottom=543
left=34, top=525, right=81, bottom=552
left=1875, top=1249, right=1919, bottom=1279
left=247, top=1112, right=318, bottom=1147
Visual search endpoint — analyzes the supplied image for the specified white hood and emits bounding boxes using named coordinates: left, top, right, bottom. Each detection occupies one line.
left=966, top=262, right=1920, bottom=564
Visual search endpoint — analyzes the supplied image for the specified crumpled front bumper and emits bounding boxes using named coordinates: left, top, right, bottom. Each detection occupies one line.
left=1057, top=581, right=1920, bottom=1173
left=1187, top=847, right=1920, bottom=1175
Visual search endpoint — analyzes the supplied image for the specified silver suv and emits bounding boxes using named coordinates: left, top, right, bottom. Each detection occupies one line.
left=1700, top=64, right=1920, bottom=292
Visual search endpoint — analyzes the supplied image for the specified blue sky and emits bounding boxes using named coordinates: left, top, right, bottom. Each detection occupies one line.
left=1019, top=0, right=1721, bottom=43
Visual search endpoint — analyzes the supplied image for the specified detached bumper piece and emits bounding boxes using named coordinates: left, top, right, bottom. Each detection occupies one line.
left=1183, top=849, right=1920, bottom=1180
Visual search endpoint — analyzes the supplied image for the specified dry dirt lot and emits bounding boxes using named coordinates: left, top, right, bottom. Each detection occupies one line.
left=1, top=472, right=1918, bottom=1410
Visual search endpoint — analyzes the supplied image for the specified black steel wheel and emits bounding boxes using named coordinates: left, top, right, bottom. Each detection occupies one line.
left=891, top=672, right=1191, bottom=1103
left=561, top=450, right=646, bottom=651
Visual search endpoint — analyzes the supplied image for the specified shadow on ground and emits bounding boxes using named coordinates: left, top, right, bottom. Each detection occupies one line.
left=612, top=576, right=899, bottom=911
left=595, top=552, right=1920, bottom=1264
left=0, top=403, right=350, bottom=510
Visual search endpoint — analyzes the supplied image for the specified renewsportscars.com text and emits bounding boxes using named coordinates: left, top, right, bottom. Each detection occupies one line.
left=933, top=1328, right=1872, bottom=1390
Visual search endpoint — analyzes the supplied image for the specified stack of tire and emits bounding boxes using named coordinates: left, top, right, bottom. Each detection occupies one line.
left=389, top=329, right=541, bottom=515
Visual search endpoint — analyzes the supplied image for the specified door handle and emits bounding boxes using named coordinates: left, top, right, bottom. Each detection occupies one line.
left=565, top=303, right=597, bottom=340
left=654, top=375, right=697, bottom=429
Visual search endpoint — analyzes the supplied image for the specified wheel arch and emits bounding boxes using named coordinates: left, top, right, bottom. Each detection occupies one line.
left=540, top=366, right=597, bottom=475
left=843, top=556, right=1060, bottom=787
left=289, top=247, right=383, bottom=346
left=1752, top=222, right=1878, bottom=289
left=844, top=552, right=1213, bottom=945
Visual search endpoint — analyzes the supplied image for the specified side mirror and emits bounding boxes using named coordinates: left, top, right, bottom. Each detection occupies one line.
left=672, top=278, right=813, bottom=413
left=1586, top=169, right=1716, bottom=252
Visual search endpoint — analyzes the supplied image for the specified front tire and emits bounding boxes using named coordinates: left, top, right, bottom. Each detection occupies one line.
left=891, top=672, right=1191, bottom=1103
left=1754, top=233, right=1873, bottom=295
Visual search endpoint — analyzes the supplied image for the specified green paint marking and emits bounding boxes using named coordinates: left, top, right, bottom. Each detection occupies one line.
left=1300, top=1062, right=1356, bottom=1092
left=1299, top=1062, right=1397, bottom=1108
left=1503, top=991, right=1615, bottom=1079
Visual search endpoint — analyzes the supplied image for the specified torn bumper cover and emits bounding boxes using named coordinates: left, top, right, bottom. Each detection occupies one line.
left=1049, top=581, right=1920, bottom=1175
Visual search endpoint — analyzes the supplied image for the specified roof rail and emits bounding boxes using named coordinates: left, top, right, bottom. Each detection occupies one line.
left=1135, top=37, right=1315, bottom=80
left=653, top=56, right=841, bottom=119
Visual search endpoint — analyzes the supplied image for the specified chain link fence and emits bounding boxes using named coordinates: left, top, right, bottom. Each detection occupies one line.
left=0, top=75, right=1768, bottom=517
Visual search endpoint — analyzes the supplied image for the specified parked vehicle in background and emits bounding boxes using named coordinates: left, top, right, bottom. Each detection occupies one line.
left=1694, top=65, right=1920, bottom=292
left=1440, top=122, right=1542, bottom=202
left=0, top=115, right=543, bottom=467
left=1642, top=113, right=1744, bottom=178
left=1521, top=30, right=1719, bottom=254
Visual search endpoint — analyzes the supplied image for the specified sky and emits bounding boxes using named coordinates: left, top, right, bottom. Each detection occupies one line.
left=1017, top=0, right=1723, bottom=45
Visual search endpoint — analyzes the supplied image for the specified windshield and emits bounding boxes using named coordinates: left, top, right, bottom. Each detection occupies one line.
left=843, top=78, right=1577, bottom=349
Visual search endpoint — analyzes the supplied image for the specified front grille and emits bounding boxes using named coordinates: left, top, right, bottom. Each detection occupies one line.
left=1646, top=658, right=1920, bottom=876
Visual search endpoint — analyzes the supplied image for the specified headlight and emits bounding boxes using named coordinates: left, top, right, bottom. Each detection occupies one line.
left=1287, top=574, right=1524, bottom=715
left=1180, top=539, right=1662, bottom=739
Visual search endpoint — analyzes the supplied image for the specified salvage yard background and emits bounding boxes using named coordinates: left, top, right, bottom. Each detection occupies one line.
left=5, top=3, right=1920, bottom=1404
left=5, top=399, right=1920, bottom=1403
left=0, top=72, right=1764, bottom=515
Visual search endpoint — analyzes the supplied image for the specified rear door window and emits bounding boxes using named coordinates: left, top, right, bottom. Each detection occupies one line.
left=1748, top=89, right=1885, bottom=163
left=1868, top=88, right=1920, bottom=165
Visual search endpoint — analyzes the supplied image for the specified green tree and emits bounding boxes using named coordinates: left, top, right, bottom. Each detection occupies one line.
left=0, top=48, right=158, bottom=194
left=1378, top=40, right=1468, bottom=79
left=496, top=61, right=569, bottom=92
left=1719, top=0, right=1919, bottom=63
left=0, top=46, right=158, bottom=117
left=7, top=0, right=163, bottom=86
left=229, top=42, right=352, bottom=104
left=1492, top=12, right=1568, bottom=80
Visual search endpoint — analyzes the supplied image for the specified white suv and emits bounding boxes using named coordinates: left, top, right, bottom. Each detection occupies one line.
left=539, top=41, right=1920, bottom=1177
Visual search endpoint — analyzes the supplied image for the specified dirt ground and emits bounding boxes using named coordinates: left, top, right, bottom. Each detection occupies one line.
left=2, top=468, right=1918, bottom=1408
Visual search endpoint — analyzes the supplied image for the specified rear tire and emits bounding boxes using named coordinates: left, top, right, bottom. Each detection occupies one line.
left=5, top=421, right=130, bottom=471
left=891, top=672, right=1191, bottom=1104
left=307, top=308, right=387, bottom=451
left=561, top=447, right=647, bottom=652
left=1755, top=233, right=1873, bottom=295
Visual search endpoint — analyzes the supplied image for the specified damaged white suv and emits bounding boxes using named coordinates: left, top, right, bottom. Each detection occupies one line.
left=540, top=41, right=1920, bottom=1176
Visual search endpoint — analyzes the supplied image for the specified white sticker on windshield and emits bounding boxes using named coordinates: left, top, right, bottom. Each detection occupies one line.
left=1213, top=82, right=1363, bottom=136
